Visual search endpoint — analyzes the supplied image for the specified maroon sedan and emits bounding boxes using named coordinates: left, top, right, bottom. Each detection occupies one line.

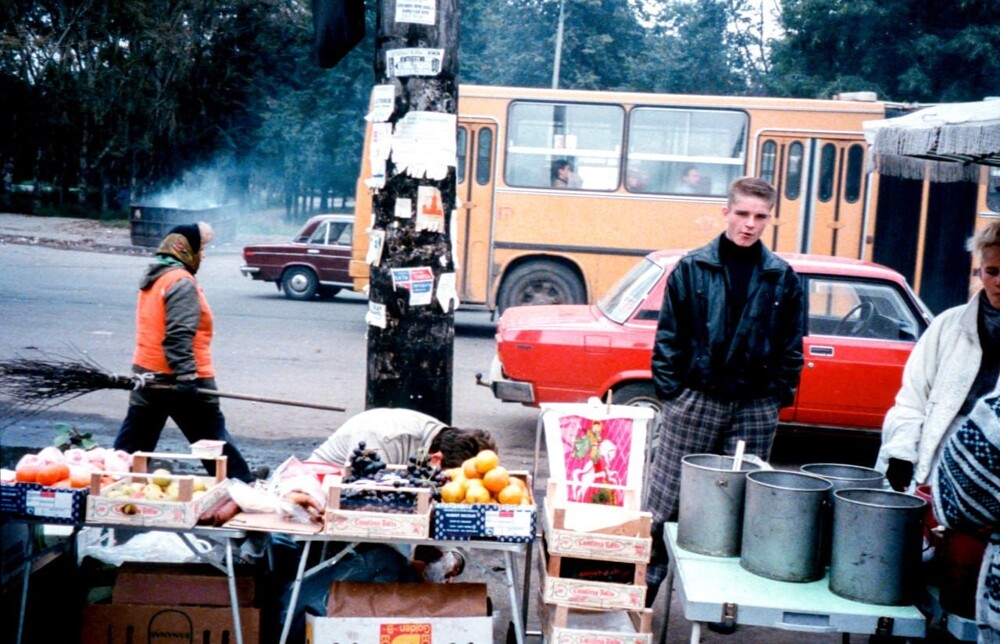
left=240, top=214, right=354, bottom=300
left=486, top=250, right=934, bottom=435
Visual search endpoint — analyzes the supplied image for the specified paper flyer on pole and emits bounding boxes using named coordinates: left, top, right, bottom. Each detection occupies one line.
left=416, top=186, right=445, bottom=232
left=365, top=85, right=396, bottom=122
left=395, top=0, right=435, bottom=25
left=436, top=273, right=459, bottom=312
left=365, top=301, right=387, bottom=328
left=386, top=48, right=444, bottom=77
left=394, top=197, right=413, bottom=219
left=391, top=267, right=435, bottom=306
left=366, top=229, right=385, bottom=266
left=391, top=111, right=456, bottom=180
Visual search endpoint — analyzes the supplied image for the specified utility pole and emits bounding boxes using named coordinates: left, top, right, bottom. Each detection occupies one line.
left=364, top=0, right=459, bottom=423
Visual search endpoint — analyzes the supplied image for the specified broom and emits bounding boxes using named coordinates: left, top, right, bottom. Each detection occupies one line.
left=0, top=351, right=345, bottom=424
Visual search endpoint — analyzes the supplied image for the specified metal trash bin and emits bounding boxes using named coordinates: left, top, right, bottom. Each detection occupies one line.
left=129, top=203, right=238, bottom=248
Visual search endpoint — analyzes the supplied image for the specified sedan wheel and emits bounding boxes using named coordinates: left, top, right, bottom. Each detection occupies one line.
left=282, top=267, right=318, bottom=300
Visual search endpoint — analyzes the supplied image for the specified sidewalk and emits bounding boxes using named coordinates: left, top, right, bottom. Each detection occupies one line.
left=0, top=212, right=294, bottom=255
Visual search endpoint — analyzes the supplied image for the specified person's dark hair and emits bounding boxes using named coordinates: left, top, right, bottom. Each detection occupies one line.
left=430, top=427, right=498, bottom=468
left=551, top=159, right=572, bottom=184
left=727, top=176, right=777, bottom=209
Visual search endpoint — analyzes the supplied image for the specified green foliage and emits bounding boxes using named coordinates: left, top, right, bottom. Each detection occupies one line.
left=53, top=422, right=98, bottom=451
left=769, top=0, right=1000, bottom=101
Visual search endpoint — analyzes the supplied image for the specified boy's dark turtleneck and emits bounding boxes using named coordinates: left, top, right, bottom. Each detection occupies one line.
left=719, top=233, right=761, bottom=332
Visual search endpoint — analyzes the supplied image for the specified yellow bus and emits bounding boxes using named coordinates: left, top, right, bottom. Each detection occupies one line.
left=350, top=85, right=999, bottom=314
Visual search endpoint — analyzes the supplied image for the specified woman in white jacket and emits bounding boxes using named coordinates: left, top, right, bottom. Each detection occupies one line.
left=878, top=220, right=1000, bottom=491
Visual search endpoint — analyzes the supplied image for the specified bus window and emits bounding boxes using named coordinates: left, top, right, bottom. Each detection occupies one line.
left=818, top=143, right=836, bottom=202
left=505, top=102, right=623, bottom=190
left=760, top=140, right=778, bottom=186
left=989, top=168, right=1000, bottom=213
left=786, top=141, right=803, bottom=200
left=476, top=128, right=492, bottom=186
left=626, top=107, right=747, bottom=197
left=844, top=144, right=864, bottom=203
left=457, top=127, right=467, bottom=184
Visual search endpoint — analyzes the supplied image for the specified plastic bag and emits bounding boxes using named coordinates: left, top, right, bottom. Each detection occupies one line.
left=76, top=526, right=213, bottom=567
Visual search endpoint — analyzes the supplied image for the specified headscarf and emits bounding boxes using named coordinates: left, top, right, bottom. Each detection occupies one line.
left=156, top=224, right=202, bottom=273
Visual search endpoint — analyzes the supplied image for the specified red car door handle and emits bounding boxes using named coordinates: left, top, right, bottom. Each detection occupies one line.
left=809, top=346, right=834, bottom=357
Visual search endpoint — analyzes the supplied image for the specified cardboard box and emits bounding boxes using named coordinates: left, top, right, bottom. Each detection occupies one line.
left=432, top=472, right=536, bottom=542
left=0, top=480, right=88, bottom=524
left=541, top=545, right=647, bottom=610
left=305, top=582, right=492, bottom=644
left=322, top=470, right=432, bottom=539
left=81, top=563, right=260, bottom=644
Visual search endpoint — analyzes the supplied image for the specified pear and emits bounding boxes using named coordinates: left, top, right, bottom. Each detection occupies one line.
left=192, top=477, right=208, bottom=493
left=164, top=482, right=181, bottom=501
left=142, top=483, right=165, bottom=500
left=151, top=468, right=172, bottom=488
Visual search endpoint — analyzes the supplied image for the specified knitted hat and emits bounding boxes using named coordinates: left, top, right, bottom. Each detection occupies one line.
left=168, top=224, right=201, bottom=254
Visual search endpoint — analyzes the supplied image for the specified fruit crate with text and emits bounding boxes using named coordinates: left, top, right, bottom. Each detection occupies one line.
left=322, top=466, right=433, bottom=539
left=432, top=472, right=537, bottom=542
left=539, top=599, right=653, bottom=644
left=85, top=452, right=230, bottom=529
left=1, top=480, right=89, bottom=525
left=539, top=481, right=650, bottom=611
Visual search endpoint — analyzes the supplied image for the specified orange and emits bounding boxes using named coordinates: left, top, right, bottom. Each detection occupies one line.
left=474, top=450, right=500, bottom=475
left=15, top=463, right=39, bottom=483
left=482, top=466, right=510, bottom=494
left=509, top=476, right=527, bottom=491
left=462, top=458, right=481, bottom=480
left=36, top=463, right=64, bottom=487
left=465, top=485, right=491, bottom=504
left=497, top=484, right=523, bottom=505
left=440, top=481, right=465, bottom=504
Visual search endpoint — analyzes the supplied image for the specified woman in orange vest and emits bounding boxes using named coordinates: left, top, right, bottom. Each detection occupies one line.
left=114, top=222, right=255, bottom=482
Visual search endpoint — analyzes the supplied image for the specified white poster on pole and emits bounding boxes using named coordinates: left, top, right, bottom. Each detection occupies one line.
left=394, top=197, right=413, bottom=219
left=391, top=111, right=456, bottom=180
left=395, top=0, right=435, bottom=25
left=365, top=85, right=396, bottom=122
left=386, top=48, right=444, bottom=77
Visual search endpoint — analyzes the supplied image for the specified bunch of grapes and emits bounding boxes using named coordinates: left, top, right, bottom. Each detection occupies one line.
left=340, top=443, right=449, bottom=510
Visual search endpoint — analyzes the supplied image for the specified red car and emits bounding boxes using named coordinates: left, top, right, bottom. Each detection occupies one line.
left=486, top=251, right=934, bottom=434
left=240, top=214, right=354, bottom=300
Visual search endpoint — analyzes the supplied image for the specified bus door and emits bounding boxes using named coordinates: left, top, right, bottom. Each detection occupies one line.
left=455, top=119, right=497, bottom=305
left=758, top=134, right=869, bottom=259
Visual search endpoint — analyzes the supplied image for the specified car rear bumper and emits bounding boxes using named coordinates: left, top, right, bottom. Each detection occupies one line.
left=240, top=265, right=261, bottom=278
left=483, top=356, right=536, bottom=404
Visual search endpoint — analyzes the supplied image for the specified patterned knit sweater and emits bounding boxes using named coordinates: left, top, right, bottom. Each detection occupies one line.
left=932, top=392, right=1000, bottom=641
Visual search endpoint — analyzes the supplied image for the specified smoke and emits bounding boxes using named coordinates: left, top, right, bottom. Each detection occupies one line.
left=137, top=163, right=234, bottom=209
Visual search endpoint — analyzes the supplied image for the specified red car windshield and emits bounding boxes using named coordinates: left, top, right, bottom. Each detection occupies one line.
left=597, top=257, right=666, bottom=324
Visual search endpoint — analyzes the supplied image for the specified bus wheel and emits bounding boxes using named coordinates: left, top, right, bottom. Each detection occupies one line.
left=497, top=260, right=585, bottom=314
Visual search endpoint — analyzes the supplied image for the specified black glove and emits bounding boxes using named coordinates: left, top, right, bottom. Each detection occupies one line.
left=885, top=458, right=914, bottom=492
left=173, top=376, right=200, bottom=402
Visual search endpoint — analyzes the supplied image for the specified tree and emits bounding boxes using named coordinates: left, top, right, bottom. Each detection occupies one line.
left=770, top=0, right=1000, bottom=101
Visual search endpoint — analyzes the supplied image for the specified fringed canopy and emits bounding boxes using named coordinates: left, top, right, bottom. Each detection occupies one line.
left=863, top=100, right=1000, bottom=183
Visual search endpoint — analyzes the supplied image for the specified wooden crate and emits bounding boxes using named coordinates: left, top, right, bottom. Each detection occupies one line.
left=85, top=452, right=229, bottom=529
left=540, top=541, right=647, bottom=611
left=544, top=481, right=652, bottom=564
left=539, top=596, right=653, bottom=644
left=323, top=471, right=432, bottom=539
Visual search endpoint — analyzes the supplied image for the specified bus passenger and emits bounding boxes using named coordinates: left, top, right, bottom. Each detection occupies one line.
left=675, top=165, right=702, bottom=194
left=552, top=159, right=582, bottom=189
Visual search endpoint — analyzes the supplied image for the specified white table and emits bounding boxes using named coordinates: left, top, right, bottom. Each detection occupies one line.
left=661, top=523, right=927, bottom=643
left=281, top=533, right=529, bottom=644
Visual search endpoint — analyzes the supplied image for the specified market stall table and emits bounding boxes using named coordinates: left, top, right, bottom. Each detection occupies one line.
left=660, top=523, right=927, bottom=643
